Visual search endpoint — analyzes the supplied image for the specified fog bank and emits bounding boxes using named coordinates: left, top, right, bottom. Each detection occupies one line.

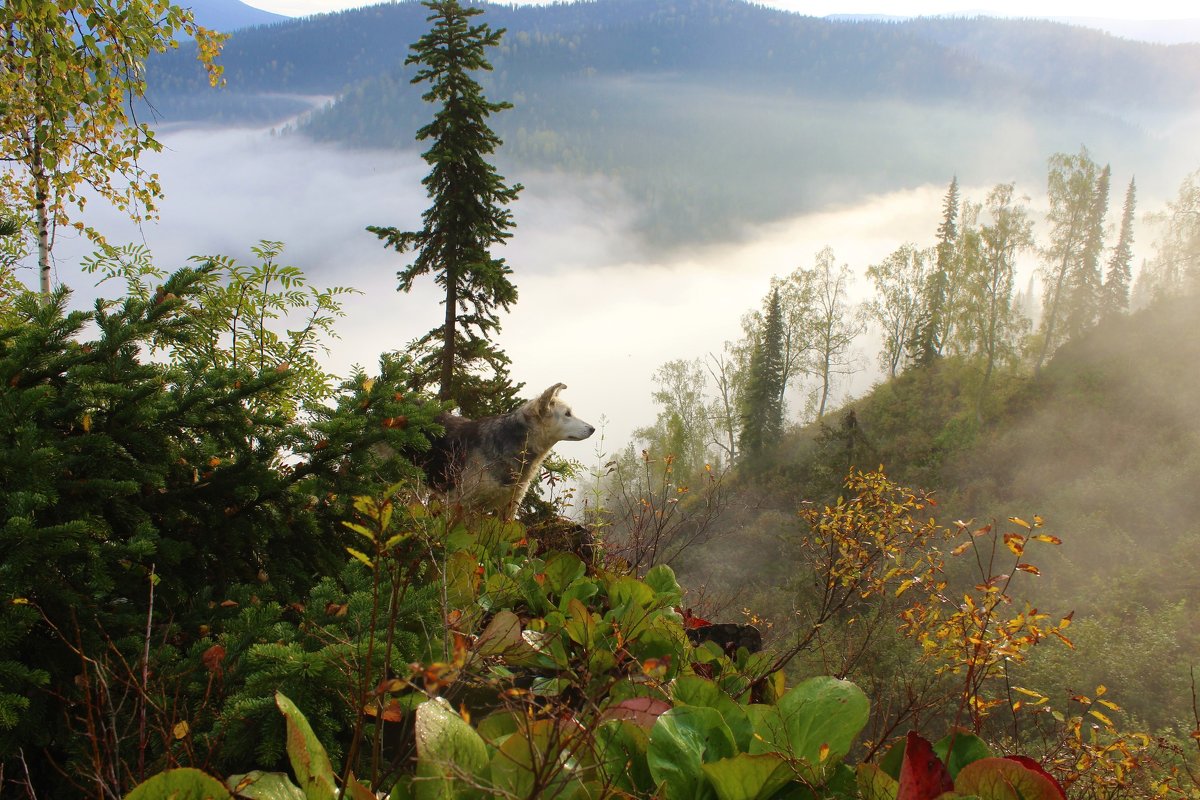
left=24, top=124, right=1176, bottom=456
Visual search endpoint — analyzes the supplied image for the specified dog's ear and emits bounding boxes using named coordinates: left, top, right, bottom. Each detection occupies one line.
left=533, top=383, right=567, bottom=416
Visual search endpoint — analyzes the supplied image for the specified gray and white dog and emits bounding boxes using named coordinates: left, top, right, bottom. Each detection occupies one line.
left=422, top=383, right=595, bottom=519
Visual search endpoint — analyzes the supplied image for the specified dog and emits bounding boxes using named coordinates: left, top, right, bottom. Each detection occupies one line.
left=422, top=383, right=595, bottom=519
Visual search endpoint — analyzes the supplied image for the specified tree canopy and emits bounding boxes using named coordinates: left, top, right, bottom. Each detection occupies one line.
left=0, top=0, right=224, bottom=296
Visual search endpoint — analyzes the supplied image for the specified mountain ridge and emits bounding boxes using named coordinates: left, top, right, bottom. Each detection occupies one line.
left=145, top=0, right=1200, bottom=242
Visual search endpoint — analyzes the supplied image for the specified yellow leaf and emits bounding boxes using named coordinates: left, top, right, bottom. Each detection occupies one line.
left=1098, top=699, right=1122, bottom=712
left=346, top=547, right=373, bottom=569
left=1089, top=709, right=1115, bottom=728
left=173, top=721, right=189, bottom=740
left=81, top=413, right=92, bottom=433
left=1004, top=532, right=1026, bottom=556
left=1032, top=534, right=1062, bottom=545
left=1015, top=563, right=1041, bottom=575
left=10, top=598, right=30, bottom=606
left=951, top=541, right=972, bottom=556
left=895, top=579, right=914, bottom=597
left=342, top=521, right=376, bottom=541
left=1008, top=516, right=1032, bottom=530
left=818, top=743, right=830, bottom=762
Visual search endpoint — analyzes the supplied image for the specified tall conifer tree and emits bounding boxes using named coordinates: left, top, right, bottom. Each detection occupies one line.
left=914, top=176, right=959, bottom=365
left=739, top=287, right=785, bottom=465
left=369, top=0, right=522, bottom=415
left=1102, top=177, right=1136, bottom=318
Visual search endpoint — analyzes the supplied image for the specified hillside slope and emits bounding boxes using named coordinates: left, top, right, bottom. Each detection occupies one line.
left=671, top=291, right=1200, bottom=730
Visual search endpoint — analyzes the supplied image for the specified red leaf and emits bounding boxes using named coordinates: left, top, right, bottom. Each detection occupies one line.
left=898, top=731, right=954, bottom=800
left=679, top=607, right=714, bottom=630
left=597, top=696, right=672, bottom=729
left=201, top=644, right=226, bottom=674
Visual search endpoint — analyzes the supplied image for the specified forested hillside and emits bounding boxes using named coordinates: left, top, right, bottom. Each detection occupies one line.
left=598, top=159, right=1200, bottom=748
left=146, top=0, right=1200, bottom=242
left=657, top=291, right=1200, bottom=731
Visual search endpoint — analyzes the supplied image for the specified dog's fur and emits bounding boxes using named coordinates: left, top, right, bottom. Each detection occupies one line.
left=421, top=383, right=595, bottom=519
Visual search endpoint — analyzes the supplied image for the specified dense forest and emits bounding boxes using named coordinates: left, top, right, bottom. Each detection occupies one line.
left=2, top=0, right=1200, bottom=797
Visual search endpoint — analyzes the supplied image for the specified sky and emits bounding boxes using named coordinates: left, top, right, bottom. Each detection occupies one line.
left=240, top=0, right=1200, bottom=21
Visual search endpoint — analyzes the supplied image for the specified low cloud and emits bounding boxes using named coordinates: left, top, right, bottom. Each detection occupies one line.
left=25, top=123, right=1179, bottom=457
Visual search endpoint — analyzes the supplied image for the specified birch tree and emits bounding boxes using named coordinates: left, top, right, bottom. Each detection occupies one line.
left=1036, top=148, right=1099, bottom=371
left=0, top=0, right=224, bottom=297
left=808, top=247, right=864, bottom=420
left=866, top=243, right=932, bottom=378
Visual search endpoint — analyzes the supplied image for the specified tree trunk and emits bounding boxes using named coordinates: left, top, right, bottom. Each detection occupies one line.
left=1035, top=252, right=1070, bottom=374
left=439, top=268, right=458, bottom=401
left=34, top=153, right=51, bottom=299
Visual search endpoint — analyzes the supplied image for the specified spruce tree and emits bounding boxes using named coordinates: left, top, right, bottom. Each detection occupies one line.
left=368, top=0, right=522, bottom=416
left=1102, top=177, right=1136, bottom=318
left=738, top=287, right=785, bottom=465
left=914, top=176, right=958, bottom=365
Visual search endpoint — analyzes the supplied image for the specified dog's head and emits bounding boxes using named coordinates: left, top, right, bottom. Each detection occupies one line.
left=527, top=383, right=595, bottom=443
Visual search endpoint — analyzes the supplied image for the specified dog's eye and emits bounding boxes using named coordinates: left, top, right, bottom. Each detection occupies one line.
left=565, top=410, right=572, bottom=417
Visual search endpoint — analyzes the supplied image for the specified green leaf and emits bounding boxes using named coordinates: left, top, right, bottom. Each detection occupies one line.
left=856, top=763, right=899, bottom=800
left=226, top=771, right=306, bottom=799
left=933, top=730, right=993, bottom=779
left=275, top=692, right=337, bottom=800
left=445, top=550, right=479, bottom=608
left=595, top=720, right=653, bottom=794
left=671, top=675, right=754, bottom=751
left=643, top=564, right=683, bottom=605
left=563, top=597, right=599, bottom=648
left=543, top=552, right=585, bottom=597
left=702, top=752, right=795, bottom=800
left=608, top=576, right=656, bottom=609
left=648, top=705, right=738, bottom=800
left=746, top=677, right=869, bottom=784
left=414, top=698, right=490, bottom=799
left=491, top=718, right=582, bottom=799
left=954, top=758, right=1064, bottom=800
left=560, top=576, right=599, bottom=607
left=127, top=768, right=233, bottom=799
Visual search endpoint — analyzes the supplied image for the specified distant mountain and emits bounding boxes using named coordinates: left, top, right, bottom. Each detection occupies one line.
left=1050, top=17, right=1200, bottom=45
left=146, top=0, right=1200, bottom=243
left=183, top=0, right=288, bottom=33
left=829, top=13, right=1200, bottom=45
